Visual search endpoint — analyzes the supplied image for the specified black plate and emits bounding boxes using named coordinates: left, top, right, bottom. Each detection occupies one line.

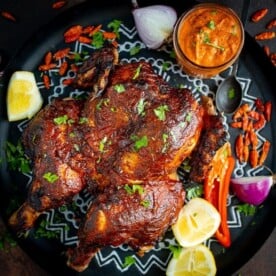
left=0, top=1, right=276, bottom=275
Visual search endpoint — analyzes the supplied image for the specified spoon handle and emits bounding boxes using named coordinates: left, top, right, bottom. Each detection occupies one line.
left=231, top=61, right=239, bottom=77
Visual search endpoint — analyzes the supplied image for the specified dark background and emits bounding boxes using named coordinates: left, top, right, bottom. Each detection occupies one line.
left=0, top=0, right=275, bottom=275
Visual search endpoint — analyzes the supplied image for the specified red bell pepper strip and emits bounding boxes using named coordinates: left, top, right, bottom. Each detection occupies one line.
left=204, top=142, right=235, bottom=247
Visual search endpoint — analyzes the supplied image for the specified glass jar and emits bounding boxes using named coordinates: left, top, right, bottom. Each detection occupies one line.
left=173, top=3, right=244, bottom=78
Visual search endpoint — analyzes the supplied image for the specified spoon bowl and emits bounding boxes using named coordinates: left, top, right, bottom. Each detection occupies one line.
left=216, top=62, right=243, bottom=114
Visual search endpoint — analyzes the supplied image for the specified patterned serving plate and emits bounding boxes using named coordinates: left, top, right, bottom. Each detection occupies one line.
left=0, top=1, right=275, bottom=275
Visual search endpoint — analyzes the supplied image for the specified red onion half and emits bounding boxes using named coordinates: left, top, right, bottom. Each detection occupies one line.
left=231, top=174, right=275, bottom=205
left=132, top=5, right=177, bottom=49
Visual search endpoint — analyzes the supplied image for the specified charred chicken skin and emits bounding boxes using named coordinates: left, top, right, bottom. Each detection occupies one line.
left=9, top=46, right=227, bottom=272
left=66, top=61, right=203, bottom=271
left=9, top=99, right=96, bottom=231
left=9, top=46, right=119, bottom=231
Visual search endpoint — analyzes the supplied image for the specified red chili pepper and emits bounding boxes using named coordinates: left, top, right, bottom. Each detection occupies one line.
left=1, top=11, right=16, bottom=22
left=204, top=143, right=235, bottom=247
left=264, top=101, right=272, bottom=122
left=64, top=25, right=83, bottom=43
left=215, top=156, right=235, bottom=247
left=52, top=1, right=67, bottom=9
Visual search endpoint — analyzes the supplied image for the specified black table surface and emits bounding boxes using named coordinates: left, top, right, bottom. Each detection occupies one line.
left=0, top=0, right=275, bottom=275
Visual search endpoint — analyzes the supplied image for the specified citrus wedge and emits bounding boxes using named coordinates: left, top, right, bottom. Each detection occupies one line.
left=166, top=244, right=217, bottom=276
left=7, top=71, right=43, bottom=121
left=172, top=197, right=221, bottom=247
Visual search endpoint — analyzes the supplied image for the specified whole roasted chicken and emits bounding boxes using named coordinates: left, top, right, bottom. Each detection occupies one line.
left=9, top=46, right=226, bottom=272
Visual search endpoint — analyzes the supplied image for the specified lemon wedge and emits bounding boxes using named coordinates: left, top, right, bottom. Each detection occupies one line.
left=166, top=244, right=217, bottom=276
left=7, top=71, right=43, bottom=121
left=172, top=197, right=221, bottom=247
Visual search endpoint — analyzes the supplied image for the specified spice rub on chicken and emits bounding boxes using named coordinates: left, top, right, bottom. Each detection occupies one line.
left=66, top=61, right=204, bottom=271
left=9, top=46, right=227, bottom=272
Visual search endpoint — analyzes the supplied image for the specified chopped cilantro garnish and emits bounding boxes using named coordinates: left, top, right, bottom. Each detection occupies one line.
left=99, top=136, right=108, bottom=153
left=137, top=98, right=146, bottom=116
left=207, top=20, right=216, bottom=30
left=33, top=219, right=60, bottom=240
left=130, top=135, right=148, bottom=151
left=133, top=64, right=142, bottom=80
left=43, top=172, right=59, bottom=183
left=180, top=158, right=191, bottom=173
left=124, top=184, right=144, bottom=195
left=69, top=132, right=76, bottom=138
left=96, top=98, right=110, bottom=110
left=185, top=112, right=192, bottom=122
left=53, top=115, right=69, bottom=125
left=72, top=51, right=89, bottom=62
left=141, top=199, right=150, bottom=208
left=5, top=141, right=31, bottom=173
left=228, top=87, right=235, bottom=99
left=162, top=62, right=170, bottom=71
left=186, top=186, right=203, bottom=200
left=202, top=32, right=224, bottom=51
left=130, top=45, right=141, bottom=56
left=154, top=105, right=169, bottom=121
left=161, top=133, right=169, bottom=153
left=170, top=50, right=176, bottom=59
left=114, top=84, right=125, bottom=93
left=79, top=117, right=89, bottom=124
left=0, top=231, right=17, bottom=251
left=168, top=245, right=182, bottom=259
left=162, top=133, right=169, bottom=143
left=122, top=255, right=136, bottom=267
left=236, top=203, right=257, bottom=216
left=107, top=19, right=122, bottom=38
left=92, top=31, right=104, bottom=49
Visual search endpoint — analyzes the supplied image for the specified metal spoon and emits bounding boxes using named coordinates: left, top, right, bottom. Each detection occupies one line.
left=215, top=62, right=242, bottom=114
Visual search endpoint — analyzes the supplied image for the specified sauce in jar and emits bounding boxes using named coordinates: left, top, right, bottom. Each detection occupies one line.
left=173, top=4, right=244, bottom=78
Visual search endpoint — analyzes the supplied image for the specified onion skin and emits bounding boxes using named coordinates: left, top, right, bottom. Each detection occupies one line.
left=132, top=5, right=177, bottom=49
left=231, top=176, right=273, bottom=205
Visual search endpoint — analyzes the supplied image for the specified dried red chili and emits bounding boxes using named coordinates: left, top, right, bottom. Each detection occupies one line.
left=44, top=51, right=53, bottom=65
left=1, top=11, right=16, bottom=22
left=43, top=74, right=51, bottom=89
left=264, top=101, right=272, bottom=122
left=266, top=18, right=276, bottom=29
left=271, top=53, right=276, bottom=66
left=251, top=8, right=268, bottom=22
left=263, top=45, right=270, bottom=57
left=38, top=63, right=57, bottom=71
left=78, top=36, right=92, bottom=44
left=52, top=1, right=67, bottom=9
left=255, top=31, right=276, bottom=40
left=53, top=48, right=70, bottom=60
left=59, top=61, right=68, bottom=76
left=64, top=25, right=83, bottom=43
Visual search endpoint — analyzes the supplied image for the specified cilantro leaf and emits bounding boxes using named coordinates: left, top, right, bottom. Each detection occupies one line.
left=137, top=98, right=146, bottom=116
left=107, top=19, right=122, bottom=38
left=43, top=172, right=59, bottom=183
left=154, top=105, right=169, bottom=121
left=130, top=135, right=148, bottom=151
left=92, top=31, right=104, bottom=49
left=130, top=45, right=141, bottom=56
left=168, top=245, right=182, bottom=259
left=122, top=255, right=136, bottom=267
left=236, top=203, right=257, bottom=216
left=114, top=84, right=125, bottom=93
left=5, top=141, right=31, bottom=173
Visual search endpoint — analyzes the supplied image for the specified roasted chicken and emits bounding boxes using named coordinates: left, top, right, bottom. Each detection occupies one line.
left=9, top=47, right=119, bottom=231
left=66, top=61, right=204, bottom=271
left=9, top=46, right=227, bottom=272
